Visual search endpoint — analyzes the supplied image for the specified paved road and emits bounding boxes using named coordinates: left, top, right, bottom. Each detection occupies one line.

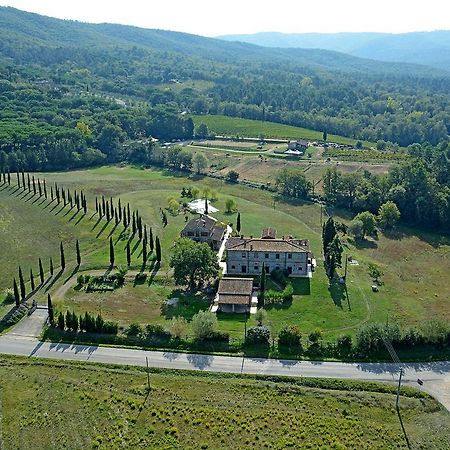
left=1, top=332, right=449, bottom=412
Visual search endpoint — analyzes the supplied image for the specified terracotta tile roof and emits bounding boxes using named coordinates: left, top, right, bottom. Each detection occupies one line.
left=226, top=237, right=310, bottom=253
left=218, top=294, right=251, bottom=305
left=182, top=215, right=216, bottom=233
left=261, top=227, right=276, bottom=239
left=218, top=277, right=253, bottom=296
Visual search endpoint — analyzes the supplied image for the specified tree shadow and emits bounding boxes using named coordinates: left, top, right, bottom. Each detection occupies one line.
left=44, top=269, right=64, bottom=292
left=74, top=213, right=86, bottom=226
left=291, top=278, right=311, bottom=295
left=328, top=282, right=346, bottom=309
left=91, top=217, right=102, bottom=231
left=96, top=221, right=110, bottom=238
left=108, top=222, right=119, bottom=238
left=63, top=265, right=80, bottom=284
left=351, top=238, right=378, bottom=249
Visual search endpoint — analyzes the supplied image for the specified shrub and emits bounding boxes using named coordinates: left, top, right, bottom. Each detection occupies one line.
left=77, top=274, right=85, bottom=286
left=254, top=308, right=267, bottom=326
left=169, top=317, right=187, bottom=339
left=246, top=325, right=270, bottom=344
left=191, top=311, right=218, bottom=341
left=102, top=321, right=119, bottom=335
left=282, top=283, right=294, bottom=301
left=278, top=325, right=302, bottom=349
left=144, top=324, right=170, bottom=339
left=336, top=334, right=353, bottom=355
left=126, top=323, right=143, bottom=337
left=226, top=170, right=239, bottom=183
left=270, top=268, right=289, bottom=287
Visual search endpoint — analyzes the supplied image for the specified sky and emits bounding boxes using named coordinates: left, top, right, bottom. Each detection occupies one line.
left=0, top=0, right=449, bottom=36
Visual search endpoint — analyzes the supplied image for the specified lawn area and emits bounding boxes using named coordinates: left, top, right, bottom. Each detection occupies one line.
left=2, top=166, right=449, bottom=343
left=1, top=356, right=448, bottom=449
left=193, top=114, right=375, bottom=147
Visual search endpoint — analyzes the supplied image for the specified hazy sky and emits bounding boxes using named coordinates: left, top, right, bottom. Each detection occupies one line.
left=1, top=0, right=449, bottom=36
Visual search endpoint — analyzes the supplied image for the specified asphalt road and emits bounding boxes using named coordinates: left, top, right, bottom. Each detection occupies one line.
left=1, top=332, right=449, bottom=412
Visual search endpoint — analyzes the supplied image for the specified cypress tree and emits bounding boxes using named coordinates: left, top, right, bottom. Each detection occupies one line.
left=322, top=217, right=336, bottom=255
left=7, top=171, right=10, bottom=185
left=60, top=242, right=66, bottom=271
left=18, top=266, right=26, bottom=300
left=149, top=228, right=154, bottom=252
left=21, top=171, right=25, bottom=190
left=65, top=311, right=72, bottom=331
left=57, top=312, right=65, bottom=330
left=50, top=186, right=54, bottom=201
left=38, top=179, right=42, bottom=197
left=50, top=257, right=54, bottom=276
left=32, top=176, right=36, bottom=195
left=62, top=188, right=66, bottom=206
left=127, top=203, right=131, bottom=224
left=138, top=216, right=143, bottom=240
left=83, top=194, right=87, bottom=214
left=95, top=197, right=99, bottom=213
left=155, top=237, right=161, bottom=263
left=118, top=199, right=122, bottom=221
left=16, top=171, right=20, bottom=188
left=27, top=173, right=31, bottom=192
left=109, top=237, right=115, bottom=267
left=102, top=195, right=106, bottom=213
left=43, top=179, right=47, bottom=198
left=144, top=224, right=148, bottom=243
left=106, top=202, right=110, bottom=222
left=142, top=238, right=147, bottom=263
left=76, top=240, right=81, bottom=266
left=47, top=294, right=54, bottom=326
left=56, top=187, right=60, bottom=204
left=13, top=278, right=20, bottom=307
left=123, top=206, right=127, bottom=228
left=110, top=198, right=113, bottom=215
left=114, top=208, right=119, bottom=225
left=132, top=212, right=136, bottom=234
left=39, top=258, right=45, bottom=284
left=205, top=197, right=208, bottom=215
left=30, top=268, right=35, bottom=291
left=126, top=241, right=131, bottom=266
left=236, top=212, right=241, bottom=233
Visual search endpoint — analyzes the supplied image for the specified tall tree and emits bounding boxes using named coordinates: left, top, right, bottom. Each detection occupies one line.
left=76, top=240, right=81, bottom=266
left=126, top=241, right=131, bottom=266
left=236, top=212, right=241, bottom=234
left=322, top=217, right=337, bottom=254
left=149, top=228, right=154, bottom=252
left=259, top=263, right=266, bottom=307
left=142, top=238, right=147, bottom=264
left=60, top=242, right=65, bottom=271
left=204, top=197, right=209, bottom=215
left=30, top=268, right=35, bottom=291
left=109, top=237, right=115, bottom=267
left=38, top=257, right=45, bottom=284
left=155, top=237, right=161, bottom=263
left=49, top=257, right=54, bottom=276
left=18, top=266, right=26, bottom=300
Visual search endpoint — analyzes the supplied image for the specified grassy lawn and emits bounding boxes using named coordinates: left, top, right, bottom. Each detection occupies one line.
left=1, top=356, right=448, bottom=449
left=193, top=114, right=375, bottom=147
left=2, top=166, right=449, bottom=343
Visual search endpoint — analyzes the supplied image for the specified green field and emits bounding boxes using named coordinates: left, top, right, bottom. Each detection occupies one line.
left=193, top=114, right=374, bottom=147
left=1, top=166, right=449, bottom=344
left=1, top=356, right=448, bottom=449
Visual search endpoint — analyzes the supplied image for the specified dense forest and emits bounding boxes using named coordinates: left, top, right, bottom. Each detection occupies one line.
left=0, top=6, right=449, bottom=169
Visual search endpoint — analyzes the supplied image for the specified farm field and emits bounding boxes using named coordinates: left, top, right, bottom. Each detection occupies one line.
left=1, top=355, right=448, bottom=450
left=1, top=166, right=449, bottom=343
left=193, top=114, right=375, bottom=147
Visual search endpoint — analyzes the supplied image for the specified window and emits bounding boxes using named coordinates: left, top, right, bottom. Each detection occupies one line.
left=254, top=253, right=259, bottom=259
left=287, top=267, right=292, bottom=274
left=201, top=231, right=208, bottom=237
left=265, top=253, right=269, bottom=259
left=265, top=265, right=270, bottom=273
left=241, top=252, right=246, bottom=258
left=187, top=231, right=194, bottom=237
left=254, top=265, right=259, bottom=271
left=241, top=265, right=247, bottom=274
left=275, top=253, right=280, bottom=259
left=288, top=253, right=292, bottom=259
left=231, top=265, right=236, bottom=270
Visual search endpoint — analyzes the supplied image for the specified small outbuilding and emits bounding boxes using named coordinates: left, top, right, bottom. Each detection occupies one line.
left=217, top=277, right=253, bottom=313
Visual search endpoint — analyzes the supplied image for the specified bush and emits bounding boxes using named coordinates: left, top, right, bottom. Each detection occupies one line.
left=226, top=170, right=239, bottom=183
left=270, top=268, right=289, bottom=287
left=169, top=317, right=187, bottom=339
left=246, top=325, right=270, bottom=344
left=126, top=323, right=143, bottom=337
left=191, top=311, right=218, bottom=341
left=144, top=324, right=170, bottom=339
left=336, top=335, right=353, bottom=355
left=102, top=321, right=119, bottom=335
left=278, top=325, right=302, bottom=349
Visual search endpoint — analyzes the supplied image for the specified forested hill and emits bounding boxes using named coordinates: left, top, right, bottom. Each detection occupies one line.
left=0, top=6, right=447, bottom=76
left=0, top=6, right=449, bottom=175
left=218, top=31, right=450, bottom=71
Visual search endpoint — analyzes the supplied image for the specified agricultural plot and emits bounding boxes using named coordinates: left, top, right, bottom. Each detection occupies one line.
left=1, top=166, right=449, bottom=343
left=1, top=356, right=448, bottom=450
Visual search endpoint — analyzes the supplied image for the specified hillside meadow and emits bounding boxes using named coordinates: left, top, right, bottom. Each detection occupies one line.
left=1, top=166, right=449, bottom=343
left=0, top=356, right=448, bottom=449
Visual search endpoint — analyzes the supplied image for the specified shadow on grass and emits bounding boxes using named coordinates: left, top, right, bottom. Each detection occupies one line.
left=328, top=282, right=346, bottom=309
left=291, top=278, right=311, bottom=295
left=45, top=269, right=64, bottom=292
left=96, top=221, right=110, bottom=238
left=351, top=237, right=378, bottom=249
left=397, top=408, right=412, bottom=449
left=63, top=265, right=80, bottom=285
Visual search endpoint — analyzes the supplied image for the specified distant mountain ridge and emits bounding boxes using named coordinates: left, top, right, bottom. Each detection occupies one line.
left=0, top=6, right=447, bottom=78
left=218, top=31, right=450, bottom=71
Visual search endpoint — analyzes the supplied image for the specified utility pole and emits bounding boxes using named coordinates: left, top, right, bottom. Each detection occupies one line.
left=344, top=254, right=349, bottom=280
